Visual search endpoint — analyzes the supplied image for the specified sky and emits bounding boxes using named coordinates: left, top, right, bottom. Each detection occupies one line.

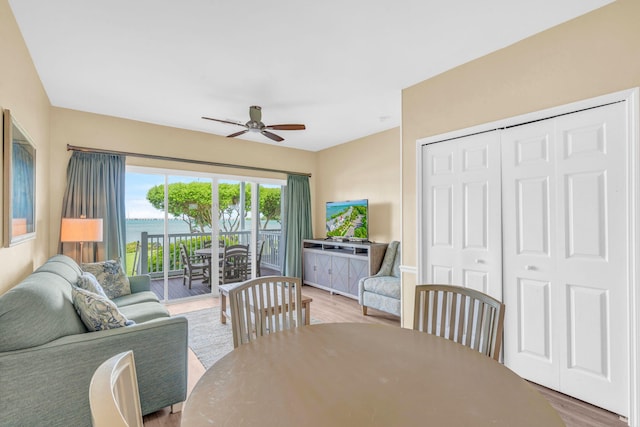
left=125, top=173, right=215, bottom=219
left=125, top=172, right=280, bottom=219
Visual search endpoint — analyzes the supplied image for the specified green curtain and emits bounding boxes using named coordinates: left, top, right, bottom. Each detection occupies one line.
left=59, top=152, right=126, bottom=263
left=283, top=174, right=312, bottom=278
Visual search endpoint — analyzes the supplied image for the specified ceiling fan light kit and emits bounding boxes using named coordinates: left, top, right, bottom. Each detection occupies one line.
left=202, top=105, right=305, bottom=142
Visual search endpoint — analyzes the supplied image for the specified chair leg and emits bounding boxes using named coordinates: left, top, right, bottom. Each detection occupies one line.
left=362, top=305, right=368, bottom=316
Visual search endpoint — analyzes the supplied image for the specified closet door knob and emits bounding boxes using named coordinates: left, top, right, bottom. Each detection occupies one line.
left=524, top=265, right=536, bottom=271
left=475, top=259, right=485, bottom=264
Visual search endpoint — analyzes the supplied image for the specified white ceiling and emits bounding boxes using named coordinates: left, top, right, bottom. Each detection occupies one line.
left=9, top=0, right=612, bottom=152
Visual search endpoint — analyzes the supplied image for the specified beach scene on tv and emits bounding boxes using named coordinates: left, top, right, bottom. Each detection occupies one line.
left=326, top=199, right=368, bottom=239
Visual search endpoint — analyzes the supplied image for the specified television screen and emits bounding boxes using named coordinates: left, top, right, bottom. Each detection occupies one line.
left=326, top=199, right=368, bottom=239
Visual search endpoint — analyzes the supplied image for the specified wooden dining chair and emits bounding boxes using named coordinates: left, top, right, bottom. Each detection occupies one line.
left=228, top=276, right=303, bottom=348
left=413, top=284, right=505, bottom=361
left=89, top=350, right=143, bottom=427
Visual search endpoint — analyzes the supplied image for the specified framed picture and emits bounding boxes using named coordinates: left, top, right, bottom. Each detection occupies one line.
left=3, top=109, right=36, bottom=246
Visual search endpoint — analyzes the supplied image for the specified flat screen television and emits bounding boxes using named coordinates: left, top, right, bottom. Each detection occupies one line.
left=325, top=199, right=368, bottom=240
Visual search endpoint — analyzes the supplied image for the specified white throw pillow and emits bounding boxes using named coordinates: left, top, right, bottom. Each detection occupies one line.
left=75, top=271, right=108, bottom=298
left=72, top=286, right=134, bottom=331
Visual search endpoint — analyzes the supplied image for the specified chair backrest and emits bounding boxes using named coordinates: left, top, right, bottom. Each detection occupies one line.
left=221, top=245, right=249, bottom=284
left=89, top=350, right=143, bottom=427
left=179, top=243, right=191, bottom=268
left=413, top=284, right=505, bottom=361
left=225, top=244, right=249, bottom=254
left=228, top=276, right=303, bottom=348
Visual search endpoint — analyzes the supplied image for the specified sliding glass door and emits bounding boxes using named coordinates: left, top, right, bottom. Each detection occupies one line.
left=125, top=166, right=285, bottom=302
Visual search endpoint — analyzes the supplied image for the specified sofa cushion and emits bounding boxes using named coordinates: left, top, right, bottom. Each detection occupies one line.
left=363, top=276, right=401, bottom=299
left=376, top=241, right=399, bottom=276
left=34, top=254, right=83, bottom=286
left=75, top=271, right=108, bottom=298
left=0, top=272, right=86, bottom=351
left=112, top=291, right=160, bottom=307
left=72, top=286, right=134, bottom=331
left=81, top=259, right=131, bottom=299
left=119, top=301, right=170, bottom=324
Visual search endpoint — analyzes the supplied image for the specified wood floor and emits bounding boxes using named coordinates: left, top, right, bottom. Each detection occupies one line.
left=143, top=285, right=627, bottom=427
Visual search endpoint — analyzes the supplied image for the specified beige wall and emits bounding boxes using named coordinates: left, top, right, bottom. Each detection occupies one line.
left=315, top=127, right=401, bottom=243
left=0, top=0, right=51, bottom=294
left=400, top=0, right=640, bottom=326
left=48, top=107, right=318, bottom=255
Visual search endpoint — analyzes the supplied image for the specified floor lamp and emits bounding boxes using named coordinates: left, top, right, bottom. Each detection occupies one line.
left=60, top=217, right=104, bottom=263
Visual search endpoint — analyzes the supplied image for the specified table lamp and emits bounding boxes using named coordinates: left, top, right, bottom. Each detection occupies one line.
left=60, top=216, right=104, bottom=263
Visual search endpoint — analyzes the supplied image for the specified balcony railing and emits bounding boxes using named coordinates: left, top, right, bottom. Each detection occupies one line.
left=135, top=230, right=282, bottom=278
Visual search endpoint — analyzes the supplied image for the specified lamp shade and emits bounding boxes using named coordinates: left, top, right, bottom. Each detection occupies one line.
left=60, top=218, right=104, bottom=242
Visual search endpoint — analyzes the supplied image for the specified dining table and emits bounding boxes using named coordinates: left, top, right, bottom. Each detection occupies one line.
left=181, top=323, right=564, bottom=427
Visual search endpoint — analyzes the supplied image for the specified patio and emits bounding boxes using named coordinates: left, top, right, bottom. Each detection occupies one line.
left=131, top=229, right=283, bottom=301
left=149, top=265, right=281, bottom=300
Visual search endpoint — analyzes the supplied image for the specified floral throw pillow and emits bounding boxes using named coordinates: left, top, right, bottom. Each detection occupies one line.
left=75, top=271, right=108, bottom=298
left=72, top=286, right=134, bottom=331
left=81, top=259, right=131, bottom=299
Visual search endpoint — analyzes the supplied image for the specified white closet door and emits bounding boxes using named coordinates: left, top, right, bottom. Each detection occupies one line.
left=501, top=119, right=560, bottom=389
left=422, top=132, right=502, bottom=299
left=554, top=104, right=628, bottom=416
left=502, top=102, right=628, bottom=416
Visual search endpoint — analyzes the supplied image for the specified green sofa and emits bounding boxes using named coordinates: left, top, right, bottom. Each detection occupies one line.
left=0, top=254, right=188, bottom=427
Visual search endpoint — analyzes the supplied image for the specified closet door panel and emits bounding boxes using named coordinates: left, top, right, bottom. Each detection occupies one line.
left=423, top=143, right=461, bottom=284
left=517, top=177, right=551, bottom=255
left=554, top=103, right=628, bottom=416
left=459, top=136, right=502, bottom=300
left=502, top=120, right=559, bottom=389
left=422, top=132, right=501, bottom=300
left=517, top=278, right=552, bottom=361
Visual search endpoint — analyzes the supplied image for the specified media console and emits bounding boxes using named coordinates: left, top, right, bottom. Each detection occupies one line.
left=301, top=239, right=388, bottom=299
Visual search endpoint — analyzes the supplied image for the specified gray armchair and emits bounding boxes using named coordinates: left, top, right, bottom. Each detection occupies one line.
left=359, top=241, right=401, bottom=317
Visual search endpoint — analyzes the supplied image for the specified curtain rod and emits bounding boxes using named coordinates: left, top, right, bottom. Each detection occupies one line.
left=66, top=144, right=311, bottom=177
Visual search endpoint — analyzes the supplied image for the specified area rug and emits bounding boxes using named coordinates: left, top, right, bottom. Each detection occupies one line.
left=182, top=307, right=321, bottom=369
left=181, top=307, right=235, bottom=370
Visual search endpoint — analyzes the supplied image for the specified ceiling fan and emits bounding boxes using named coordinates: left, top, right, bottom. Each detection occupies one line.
left=202, top=105, right=306, bottom=142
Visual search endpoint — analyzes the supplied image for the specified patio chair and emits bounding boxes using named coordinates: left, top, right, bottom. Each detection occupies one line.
left=219, top=244, right=249, bottom=285
left=228, top=276, right=303, bottom=348
left=179, top=243, right=209, bottom=289
left=413, top=284, right=505, bottom=361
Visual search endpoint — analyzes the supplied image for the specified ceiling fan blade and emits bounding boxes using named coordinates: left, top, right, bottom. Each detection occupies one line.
left=202, top=116, right=245, bottom=127
left=227, top=129, right=249, bottom=138
left=249, top=105, right=262, bottom=123
left=264, top=124, right=306, bottom=131
left=261, top=130, right=284, bottom=142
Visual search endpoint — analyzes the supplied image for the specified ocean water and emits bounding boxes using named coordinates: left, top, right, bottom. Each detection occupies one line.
left=125, top=218, right=280, bottom=243
left=126, top=219, right=195, bottom=243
